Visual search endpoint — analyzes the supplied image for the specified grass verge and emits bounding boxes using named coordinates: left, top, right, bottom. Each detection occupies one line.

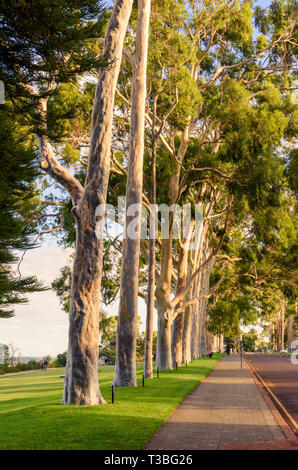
left=0, top=353, right=223, bottom=450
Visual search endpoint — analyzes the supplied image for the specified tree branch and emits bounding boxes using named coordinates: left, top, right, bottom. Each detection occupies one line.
left=20, top=83, right=84, bottom=207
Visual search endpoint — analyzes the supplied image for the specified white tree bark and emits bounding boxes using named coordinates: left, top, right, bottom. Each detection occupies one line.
left=156, top=304, right=173, bottom=370
left=172, top=222, right=194, bottom=366
left=113, top=0, right=151, bottom=387
left=182, top=301, right=193, bottom=363
left=276, top=300, right=285, bottom=351
left=62, top=0, right=134, bottom=404
left=144, top=98, right=158, bottom=379
left=219, top=334, right=224, bottom=352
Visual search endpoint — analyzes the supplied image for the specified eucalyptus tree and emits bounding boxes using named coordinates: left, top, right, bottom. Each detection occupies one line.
left=113, top=0, right=152, bottom=387
left=0, top=0, right=135, bottom=404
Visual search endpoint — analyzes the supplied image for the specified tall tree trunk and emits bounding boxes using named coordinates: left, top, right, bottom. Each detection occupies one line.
left=188, top=186, right=208, bottom=360
left=271, top=322, right=277, bottom=351
left=144, top=95, right=157, bottom=379
left=182, top=302, right=193, bottom=363
left=172, top=307, right=185, bottom=366
left=182, top=257, right=199, bottom=363
left=277, top=300, right=285, bottom=351
left=199, top=255, right=211, bottom=356
left=114, top=0, right=151, bottom=387
left=175, top=256, right=201, bottom=365
left=172, top=222, right=194, bottom=366
left=219, top=334, right=224, bottom=352
left=287, top=316, right=296, bottom=352
left=200, top=302, right=207, bottom=355
left=156, top=304, right=172, bottom=370
left=62, top=0, right=134, bottom=405
left=155, top=217, right=174, bottom=370
left=281, top=300, right=285, bottom=350
left=191, top=272, right=202, bottom=358
left=195, top=237, right=209, bottom=357
left=155, top=128, right=189, bottom=370
left=197, top=275, right=205, bottom=356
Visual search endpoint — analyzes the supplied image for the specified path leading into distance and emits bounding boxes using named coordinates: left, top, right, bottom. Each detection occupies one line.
left=144, top=354, right=298, bottom=450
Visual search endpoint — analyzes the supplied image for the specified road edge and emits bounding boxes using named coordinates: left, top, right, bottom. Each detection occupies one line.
left=244, top=354, right=297, bottom=441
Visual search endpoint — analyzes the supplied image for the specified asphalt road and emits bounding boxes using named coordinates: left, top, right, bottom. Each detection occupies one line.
left=245, top=353, right=298, bottom=426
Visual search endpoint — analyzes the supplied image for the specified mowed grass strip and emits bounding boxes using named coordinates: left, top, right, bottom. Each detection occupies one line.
left=0, top=354, right=223, bottom=450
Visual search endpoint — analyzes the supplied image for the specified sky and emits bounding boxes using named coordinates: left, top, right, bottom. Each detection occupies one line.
left=256, top=0, right=271, bottom=6
left=1, top=0, right=272, bottom=357
left=0, top=245, right=73, bottom=357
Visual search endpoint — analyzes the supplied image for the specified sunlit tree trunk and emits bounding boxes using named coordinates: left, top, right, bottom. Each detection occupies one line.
left=185, top=222, right=205, bottom=361
left=155, top=127, right=190, bottom=370
left=156, top=199, right=177, bottom=368
left=287, top=316, right=297, bottom=352
left=196, top=238, right=209, bottom=357
left=114, top=0, right=151, bottom=387
left=182, top=301, right=193, bottom=363
left=144, top=96, right=157, bottom=379
left=156, top=235, right=173, bottom=371
left=183, top=261, right=199, bottom=362
left=281, top=301, right=285, bottom=350
left=156, top=304, right=173, bottom=370
left=62, top=0, right=134, bottom=405
left=270, top=321, right=277, bottom=351
left=192, top=272, right=203, bottom=358
left=277, top=300, right=285, bottom=351
left=172, top=222, right=194, bottom=366
left=219, top=334, right=224, bottom=352
left=198, top=246, right=211, bottom=356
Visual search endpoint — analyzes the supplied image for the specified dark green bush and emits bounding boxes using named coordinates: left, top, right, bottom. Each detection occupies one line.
left=0, top=360, right=41, bottom=375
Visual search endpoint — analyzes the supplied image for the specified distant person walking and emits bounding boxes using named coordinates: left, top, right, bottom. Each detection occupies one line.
left=226, top=343, right=231, bottom=356
left=40, top=361, right=44, bottom=370
left=43, top=360, right=48, bottom=371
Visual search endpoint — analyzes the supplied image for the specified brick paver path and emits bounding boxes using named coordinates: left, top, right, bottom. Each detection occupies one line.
left=144, top=355, right=286, bottom=450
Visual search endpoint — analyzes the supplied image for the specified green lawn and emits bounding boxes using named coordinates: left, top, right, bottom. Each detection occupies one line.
left=0, top=354, right=223, bottom=450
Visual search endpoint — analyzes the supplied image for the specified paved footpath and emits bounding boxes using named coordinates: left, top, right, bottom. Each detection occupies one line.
left=144, top=355, right=290, bottom=450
